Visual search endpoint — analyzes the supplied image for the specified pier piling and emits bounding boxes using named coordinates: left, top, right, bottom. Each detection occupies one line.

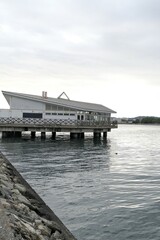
left=94, top=132, right=101, bottom=138
left=31, top=131, right=36, bottom=138
left=52, top=132, right=56, bottom=139
left=41, top=132, right=46, bottom=139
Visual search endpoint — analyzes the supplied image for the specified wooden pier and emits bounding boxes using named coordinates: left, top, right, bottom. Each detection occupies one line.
left=0, top=117, right=117, bottom=139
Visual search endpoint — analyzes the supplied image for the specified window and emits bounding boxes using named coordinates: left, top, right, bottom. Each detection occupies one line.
left=46, top=104, right=52, bottom=110
left=23, top=113, right=42, bottom=118
left=64, top=107, right=70, bottom=111
left=46, top=104, right=57, bottom=111
left=58, top=106, right=64, bottom=111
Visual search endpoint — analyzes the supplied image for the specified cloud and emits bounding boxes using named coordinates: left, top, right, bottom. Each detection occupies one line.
left=0, top=0, right=160, bottom=116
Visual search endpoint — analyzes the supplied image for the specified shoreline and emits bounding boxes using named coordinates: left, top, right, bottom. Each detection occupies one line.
left=0, top=151, right=77, bottom=240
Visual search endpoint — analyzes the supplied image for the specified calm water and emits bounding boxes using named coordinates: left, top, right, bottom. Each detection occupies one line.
left=0, top=125, right=160, bottom=240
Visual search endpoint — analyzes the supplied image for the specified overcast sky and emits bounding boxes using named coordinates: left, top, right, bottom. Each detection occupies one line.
left=0, top=0, right=160, bottom=117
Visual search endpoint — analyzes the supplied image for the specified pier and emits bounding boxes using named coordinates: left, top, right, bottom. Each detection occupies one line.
left=0, top=90, right=117, bottom=140
left=0, top=118, right=117, bottom=139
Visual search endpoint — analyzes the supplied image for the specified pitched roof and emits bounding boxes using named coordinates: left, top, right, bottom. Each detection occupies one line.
left=2, top=91, right=116, bottom=114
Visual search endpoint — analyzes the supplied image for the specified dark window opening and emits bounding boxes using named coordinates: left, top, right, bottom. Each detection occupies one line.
left=23, top=113, right=42, bottom=118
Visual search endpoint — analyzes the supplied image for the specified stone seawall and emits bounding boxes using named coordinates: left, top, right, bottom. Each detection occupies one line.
left=0, top=152, right=77, bottom=240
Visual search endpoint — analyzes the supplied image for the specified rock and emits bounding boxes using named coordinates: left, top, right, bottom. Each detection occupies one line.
left=35, top=219, right=42, bottom=226
left=0, top=185, right=12, bottom=199
left=14, top=203, right=30, bottom=215
left=54, top=230, right=61, bottom=238
left=50, top=230, right=65, bottom=240
left=13, top=176, right=19, bottom=183
left=2, top=163, right=7, bottom=168
left=29, top=209, right=40, bottom=221
left=0, top=166, right=7, bottom=173
left=50, top=235, right=56, bottom=240
left=0, top=206, right=15, bottom=240
left=41, top=218, right=61, bottom=232
left=0, top=198, right=10, bottom=208
left=11, top=214, right=47, bottom=240
left=0, top=179, right=13, bottom=190
left=37, top=224, right=51, bottom=236
left=19, top=220, right=37, bottom=236
left=16, top=194, right=31, bottom=205
left=0, top=173, right=9, bottom=181
left=14, top=183, right=26, bottom=194
left=35, top=229, right=42, bottom=235
left=12, top=188, right=20, bottom=195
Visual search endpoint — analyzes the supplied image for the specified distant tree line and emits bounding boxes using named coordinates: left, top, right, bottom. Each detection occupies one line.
left=133, top=117, right=160, bottom=124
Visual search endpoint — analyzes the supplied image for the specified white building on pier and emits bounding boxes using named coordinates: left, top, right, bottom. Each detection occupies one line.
left=0, top=91, right=117, bottom=139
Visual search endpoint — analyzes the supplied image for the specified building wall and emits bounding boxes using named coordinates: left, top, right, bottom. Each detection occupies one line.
left=10, top=97, right=45, bottom=111
left=0, top=96, right=112, bottom=121
left=0, top=109, right=77, bottom=120
left=0, top=110, right=43, bottom=119
left=0, top=109, right=111, bottom=121
left=0, top=109, right=12, bottom=118
left=0, top=109, right=25, bottom=118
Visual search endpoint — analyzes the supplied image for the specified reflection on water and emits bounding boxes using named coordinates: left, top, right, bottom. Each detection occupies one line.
left=1, top=135, right=111, bottom=174
left=1, top=125, right=160, bottom=240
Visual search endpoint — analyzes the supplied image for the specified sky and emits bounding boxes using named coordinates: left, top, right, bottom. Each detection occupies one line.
left=0, top=0, right=160, bottom=118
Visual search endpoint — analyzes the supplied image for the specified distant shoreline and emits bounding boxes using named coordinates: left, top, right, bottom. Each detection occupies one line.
left=114, top=116, right=160, bottom=124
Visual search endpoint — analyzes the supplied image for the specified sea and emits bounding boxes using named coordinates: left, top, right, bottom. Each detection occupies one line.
left=0, top=124, right=160, bottom=240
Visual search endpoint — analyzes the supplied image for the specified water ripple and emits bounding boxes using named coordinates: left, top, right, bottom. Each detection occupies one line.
left=1, top=125, right=160, bottom=239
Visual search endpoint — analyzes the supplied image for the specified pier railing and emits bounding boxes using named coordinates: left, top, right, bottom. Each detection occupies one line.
left=0, top=117, right=117, bottom=128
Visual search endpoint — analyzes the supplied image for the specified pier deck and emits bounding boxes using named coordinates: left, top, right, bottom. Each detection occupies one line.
left=0, top=118, right=117, bottom=138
